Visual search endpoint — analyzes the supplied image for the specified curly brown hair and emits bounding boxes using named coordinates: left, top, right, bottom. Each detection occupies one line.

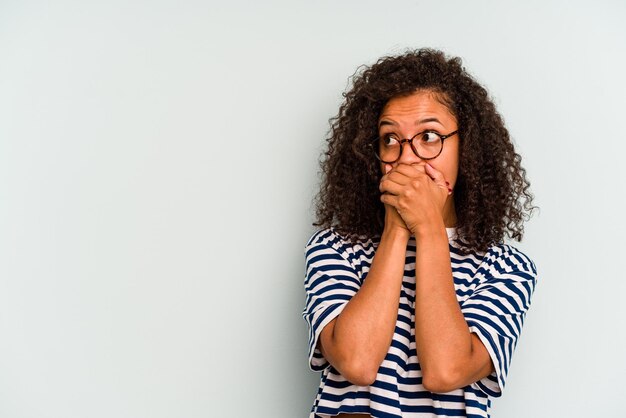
left=314, top=48, right=535, bottom=252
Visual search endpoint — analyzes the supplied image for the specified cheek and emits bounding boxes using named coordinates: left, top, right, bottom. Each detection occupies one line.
left=440, top=144, right=460, bottom=182
left=431, top=157, right=459, bottom=184
left=380, top=161, right=393, bottom=175
left=447, top=159, right=460, bottom=185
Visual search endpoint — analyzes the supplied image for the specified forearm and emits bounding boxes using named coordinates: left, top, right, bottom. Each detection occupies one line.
left=320, top=227, right=409, bottom=385
left=413, top=221, right=475, bottom=391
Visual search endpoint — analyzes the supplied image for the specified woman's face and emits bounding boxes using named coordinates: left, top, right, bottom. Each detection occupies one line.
left=377, top=90, right=460, bottom=189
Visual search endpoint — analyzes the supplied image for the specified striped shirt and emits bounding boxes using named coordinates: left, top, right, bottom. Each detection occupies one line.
left=302, top=227, right=537, bottom=418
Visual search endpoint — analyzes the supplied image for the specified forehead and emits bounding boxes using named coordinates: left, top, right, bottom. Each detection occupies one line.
left=379, top=90, right=456, bottom=126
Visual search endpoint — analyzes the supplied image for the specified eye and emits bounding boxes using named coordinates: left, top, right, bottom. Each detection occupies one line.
left=421, top=131, right=441, bottom=143
left=382, top=134, right=400, bottom=146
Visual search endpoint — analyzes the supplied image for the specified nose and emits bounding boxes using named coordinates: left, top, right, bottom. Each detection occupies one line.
left=396, top=140, right=422, bottom=165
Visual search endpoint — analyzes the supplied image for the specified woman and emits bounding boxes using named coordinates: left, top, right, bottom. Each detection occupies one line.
left=302, top=49, right=537, bottom=418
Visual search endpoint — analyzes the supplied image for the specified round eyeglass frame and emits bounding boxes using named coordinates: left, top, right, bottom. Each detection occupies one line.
left=371, top=130, right=458, bottom=163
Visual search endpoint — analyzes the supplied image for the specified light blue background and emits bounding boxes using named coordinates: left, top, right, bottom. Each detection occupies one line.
left=1, top=1, right=625, bottom=417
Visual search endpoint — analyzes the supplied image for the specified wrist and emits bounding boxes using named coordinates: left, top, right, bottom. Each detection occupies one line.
left=411, top=218, right=447, bottom=242
left=382, top=225, right=411, bottom=243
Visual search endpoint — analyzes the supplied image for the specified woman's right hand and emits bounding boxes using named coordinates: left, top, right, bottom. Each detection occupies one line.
left=381, top=164, right=411, bottom=236
left=319, top=164, right=410, bottom=385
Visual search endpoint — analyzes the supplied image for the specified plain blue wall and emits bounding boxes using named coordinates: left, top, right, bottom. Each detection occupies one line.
left=1, top=1, right=625, bottom=417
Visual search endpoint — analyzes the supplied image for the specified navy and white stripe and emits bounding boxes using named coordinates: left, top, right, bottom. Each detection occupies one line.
left=302, top=227, right=538, bottom=418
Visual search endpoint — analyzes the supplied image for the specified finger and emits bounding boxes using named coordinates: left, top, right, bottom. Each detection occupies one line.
left=381, top=164, right=413, bottom=184
left=393, top=163, right=426, bottom=178
left=424, top=163, right=446, bottom=185
left=382, top=170, right=412, bottom=185
left=409, top=163, right=426, bottom=173
left=380, top=192, right=400, bottom=207
left=381, top=163, right=409, bottom=185
left=379, top=178, right=405, bottom=195
left=425, top=163, right=453, bottom=195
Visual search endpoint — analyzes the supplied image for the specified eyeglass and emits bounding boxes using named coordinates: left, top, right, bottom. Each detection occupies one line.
left=371, top=130, right=458, bottom=163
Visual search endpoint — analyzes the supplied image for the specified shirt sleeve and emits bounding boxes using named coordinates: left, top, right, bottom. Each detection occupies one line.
left=302, top=230, right=362, bottom=371
left=460, top=244, right=538, bottom=397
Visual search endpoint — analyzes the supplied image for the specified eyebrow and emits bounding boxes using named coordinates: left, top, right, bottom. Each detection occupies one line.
left=378, top=117, right=443, bottom=128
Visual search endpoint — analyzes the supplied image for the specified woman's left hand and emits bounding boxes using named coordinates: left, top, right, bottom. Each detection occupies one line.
left=379, top=163, right=451, bottom=234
